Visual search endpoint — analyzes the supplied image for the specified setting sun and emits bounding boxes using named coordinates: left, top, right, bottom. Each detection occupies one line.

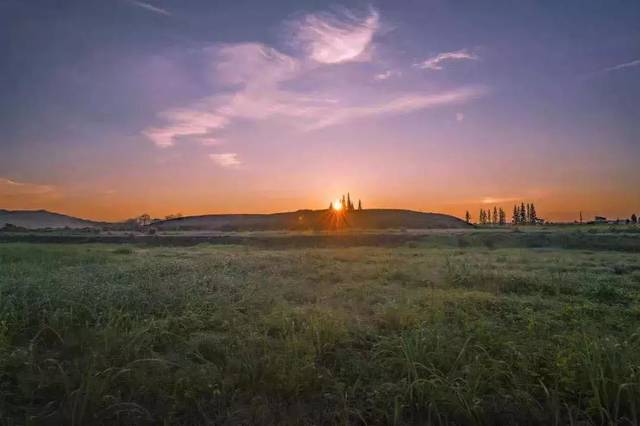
left=332, top=200, right=343, bottom=211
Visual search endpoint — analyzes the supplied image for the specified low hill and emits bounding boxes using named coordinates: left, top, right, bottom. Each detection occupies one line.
left=151, top=209, right=471, bottom=231
left=0, top=209, right=101, bottom=229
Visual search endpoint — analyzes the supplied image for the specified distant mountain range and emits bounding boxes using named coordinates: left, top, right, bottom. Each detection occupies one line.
left=0, top=208, right=470, bottom=230
left=0, top=209, right=102, bottom=229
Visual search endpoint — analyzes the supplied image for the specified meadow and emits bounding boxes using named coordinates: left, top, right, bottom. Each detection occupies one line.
left=1, top=228, right=640, bottom=425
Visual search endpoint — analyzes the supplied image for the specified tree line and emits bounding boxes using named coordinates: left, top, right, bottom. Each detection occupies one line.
left=465, top=202, right=539, bottom=225
left=329, top=193, right=362, bottom=211
left=129, top=213, right=183, bottom=227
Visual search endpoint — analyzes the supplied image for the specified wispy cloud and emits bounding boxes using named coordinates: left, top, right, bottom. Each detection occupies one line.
left=581, top=58, right=640, bottom=80
left=289, top=7, right=379, bottom=64
left=0, top=178, right=55, bottom=196
left=209, top=153, right=241, bottom=168
left=212, top=43, right=299, bottom=87
left=127, top=0, right=171, bottom=16
left=0, top=178, right=60, bottom=206
left=481, top=196, right=520, bottom=205
left=143, top=109, right=228, bottom=148
left=417, top=49, right=478, bottom=71
left=142, top=8, right=488, bottom=159
left=143, top=42, right=302, bottom=148
left=374, top=70, right=400, bottom=81
left=603, top=58, right=640, bottom=73
left=143, top=41, right=487, bottom=148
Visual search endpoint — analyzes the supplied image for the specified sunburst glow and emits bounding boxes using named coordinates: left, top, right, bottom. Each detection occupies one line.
left=332, top=200, right=343, bottom=211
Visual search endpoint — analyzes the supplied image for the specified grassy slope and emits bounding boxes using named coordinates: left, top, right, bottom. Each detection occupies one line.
left=1, top=235, right=640, bottom=424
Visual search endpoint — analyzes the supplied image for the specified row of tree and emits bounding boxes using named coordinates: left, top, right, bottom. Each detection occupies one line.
left=465, top=202, right=539, bottom=225
left=330, top=193, right=362, bottom=211
left=478, top=207, right=507, bottom=225
left=133, top=213, right=182, bottom=226
left=512, top=203, right=538, bottom=225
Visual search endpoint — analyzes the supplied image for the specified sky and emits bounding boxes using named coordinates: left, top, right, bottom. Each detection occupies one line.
left=1, top=0, right=639, bottom=222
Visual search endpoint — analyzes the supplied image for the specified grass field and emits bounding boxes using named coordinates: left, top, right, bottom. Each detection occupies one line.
left=1, top=229, right=640, bottom=424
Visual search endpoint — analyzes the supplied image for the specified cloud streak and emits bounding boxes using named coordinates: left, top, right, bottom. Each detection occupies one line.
left=481, top=196, right=520, bottom=205
left=603, top=59, right=640, bottom=73
left=128, top=0, right=171, bottom=16
left=418, top=49, right=478, bottom=70
left=304, top=87, right=487, bottom=130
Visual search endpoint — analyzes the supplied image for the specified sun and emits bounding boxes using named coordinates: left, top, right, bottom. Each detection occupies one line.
left=332, top=200, right=343, bottom=211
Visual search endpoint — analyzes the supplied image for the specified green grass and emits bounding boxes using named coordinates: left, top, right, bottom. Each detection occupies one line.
left=1, top=236, right=640, bottom=424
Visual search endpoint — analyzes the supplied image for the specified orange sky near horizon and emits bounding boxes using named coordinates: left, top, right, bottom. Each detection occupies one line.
left=1, top=175, right=638, bottom=223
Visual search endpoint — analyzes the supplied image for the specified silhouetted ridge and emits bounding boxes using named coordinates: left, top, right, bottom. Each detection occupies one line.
left=152, top=209, right=470, bottom=231
left=0, top=210, right=101, bottom=229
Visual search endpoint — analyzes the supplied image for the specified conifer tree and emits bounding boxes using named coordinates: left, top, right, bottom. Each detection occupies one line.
left=347, top=193, right=353, bottom=211
left=499, top=208, right=506, bottom=225
left=341, top=195, right=346, bottom=209
left=329, top=202, right=333, bottom=210
left=479, top=209, right=485, bottom=225
left=520, top=202, right=526, bottom=225
left=526, top=203, right=531, bottom=224
left=492, top=206, right=498, bottom=225
left=631, top=213, right=637, bottom=224
left=513, top=205, right=518, bottom=225
left=358, top=200, right=362, bottom=210
left=530, top=203, right=537, bottom=224
left=465, top=211, right=471, bottom=223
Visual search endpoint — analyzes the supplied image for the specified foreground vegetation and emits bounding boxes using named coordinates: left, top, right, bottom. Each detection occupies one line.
left=1, top=232, right=640, bottom=424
